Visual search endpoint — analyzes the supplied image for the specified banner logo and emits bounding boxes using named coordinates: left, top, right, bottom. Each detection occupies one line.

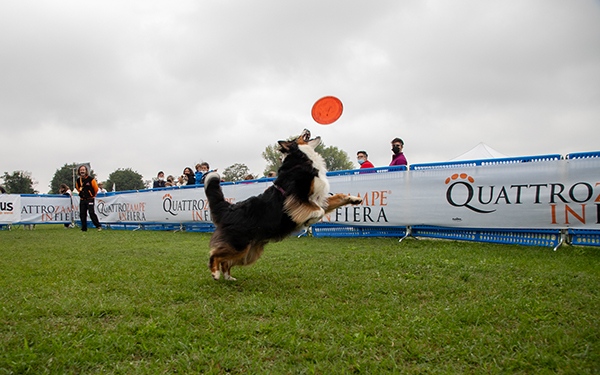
left=323, top=190, right=389, bottom=223
left=162, top=193, right=213, bottom=221
left=445, top=173, right=496, bottom=214
left=96, top=199, right=147, bottom=221
left=0, top=202, right=13, bottom=212
left=445, top=172, right=600, bottom=225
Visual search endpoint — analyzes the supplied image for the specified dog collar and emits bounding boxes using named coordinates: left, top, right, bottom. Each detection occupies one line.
left=273, top=184, right=286, bottom=196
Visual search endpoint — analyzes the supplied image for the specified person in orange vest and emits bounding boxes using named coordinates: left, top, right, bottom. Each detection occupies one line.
left=75, top=165, right=102, bottom=232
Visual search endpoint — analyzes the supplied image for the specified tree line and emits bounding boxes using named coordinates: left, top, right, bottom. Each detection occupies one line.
left=1, top=139, right=353, bottom=194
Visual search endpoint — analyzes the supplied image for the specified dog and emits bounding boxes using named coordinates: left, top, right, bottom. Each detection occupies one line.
left=204, top=129, right=362, bottom=280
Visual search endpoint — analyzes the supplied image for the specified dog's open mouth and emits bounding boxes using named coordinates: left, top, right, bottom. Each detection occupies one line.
left=301, top=129, right=311, bottom=143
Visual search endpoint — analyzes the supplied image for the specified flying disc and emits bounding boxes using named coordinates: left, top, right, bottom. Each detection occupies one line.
left=311, top=96, right=343, bottom=125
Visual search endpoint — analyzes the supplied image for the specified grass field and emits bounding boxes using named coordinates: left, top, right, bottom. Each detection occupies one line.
left=0, top=225, right=598, bottom=374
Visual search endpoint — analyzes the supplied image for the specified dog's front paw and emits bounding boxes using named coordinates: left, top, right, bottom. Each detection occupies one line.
left=348, top=196, right=362, bottom=205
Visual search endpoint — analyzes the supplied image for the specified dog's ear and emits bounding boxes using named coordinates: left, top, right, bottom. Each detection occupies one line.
left=278, top=140, right=293, bottom=153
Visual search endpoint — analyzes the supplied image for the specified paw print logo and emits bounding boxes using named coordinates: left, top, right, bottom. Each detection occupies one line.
left=444, top=172, right=495, bottom=214
left=162, top=193, right=177, bottom=216
left=445, top=173, right=474, bottom=185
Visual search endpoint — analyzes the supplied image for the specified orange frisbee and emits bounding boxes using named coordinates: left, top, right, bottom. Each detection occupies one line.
left=311, top=96, right=343, bottom=125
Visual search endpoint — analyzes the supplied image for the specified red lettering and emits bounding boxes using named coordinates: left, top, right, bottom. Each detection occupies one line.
left=565, top=204, right=585, bottom=225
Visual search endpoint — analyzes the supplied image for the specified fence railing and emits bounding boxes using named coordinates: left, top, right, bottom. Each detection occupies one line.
left=2, top=150, right=600, bottom=248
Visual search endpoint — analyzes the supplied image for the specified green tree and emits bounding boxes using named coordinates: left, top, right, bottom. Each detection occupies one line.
left=262, top=144, right=282, bottom=176
left=1, top=171, right=37, bottom=194
left=49, top=163, right=96, bottom=194
left=318, top=144, right=354, bottom=171
left=105, top=168, right=145, bottom=192
left=261, top=139, right=354, bottom=174
left=222, top=163, right=250, bottom=182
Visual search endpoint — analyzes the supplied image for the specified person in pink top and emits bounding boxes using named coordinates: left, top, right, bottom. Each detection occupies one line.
left=389, top=137, right=408, bottom=166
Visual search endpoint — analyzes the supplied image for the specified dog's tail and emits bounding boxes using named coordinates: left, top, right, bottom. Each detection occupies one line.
left=204, top=172, right=228, bottom=225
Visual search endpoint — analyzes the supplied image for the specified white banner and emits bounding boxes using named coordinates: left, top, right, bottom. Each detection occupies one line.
left=19, top=195, right=77, bottom=224
left=0, top=194, right=21, bottom=224
left=323, top=158, right=599, bottom=229
left=3, top=157, right=599, bottom=230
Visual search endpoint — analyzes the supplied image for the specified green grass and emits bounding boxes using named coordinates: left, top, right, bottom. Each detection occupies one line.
left=0, top=225, right=598, bottom=374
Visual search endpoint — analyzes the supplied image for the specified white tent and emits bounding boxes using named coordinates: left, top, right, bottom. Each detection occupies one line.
left=450, top=142, right=508, bottom=161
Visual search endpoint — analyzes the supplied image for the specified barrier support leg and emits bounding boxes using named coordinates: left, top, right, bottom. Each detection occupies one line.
left=553, top=229, right=569, bottom=251
left=297, top=227, right=313, bottom=238
left=399, top=226, right=417, bottom=243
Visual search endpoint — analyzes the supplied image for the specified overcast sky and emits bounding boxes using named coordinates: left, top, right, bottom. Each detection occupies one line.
left=1, top=0, right=599, bottom=193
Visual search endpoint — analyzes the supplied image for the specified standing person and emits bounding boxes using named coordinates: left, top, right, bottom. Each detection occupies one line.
left=153, top=171, right=166, bottom=188
left=75, top=165, right=102, bottom=232
left=389, top=137, right=408, bottom=166
left=59, top=183, right=73, bottom=228
left=357, top=151, right=375, bottom=169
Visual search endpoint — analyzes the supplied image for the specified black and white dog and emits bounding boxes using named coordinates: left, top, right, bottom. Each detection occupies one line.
left=204, top=129, right=362, bottom=280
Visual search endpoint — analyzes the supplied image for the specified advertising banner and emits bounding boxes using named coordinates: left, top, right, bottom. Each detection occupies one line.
left=0, top=194, right=21, bottom=224
left=19, top=195, right=77, bottom=224
left=323, top=158, right=599, bottom=229
left=4, top=157, right=599, bottom=230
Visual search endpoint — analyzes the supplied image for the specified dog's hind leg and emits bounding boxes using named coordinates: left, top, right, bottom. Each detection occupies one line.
left=214, top=243, right=267, bottom=281
left=208, top=254, right=223, bottom=280
left=209, top=253, right=238, bottom=281
left=324, top=193, right=362, bottom=214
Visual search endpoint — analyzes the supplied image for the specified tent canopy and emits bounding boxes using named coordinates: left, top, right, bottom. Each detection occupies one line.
left=450, top=142, right=508, bottom=161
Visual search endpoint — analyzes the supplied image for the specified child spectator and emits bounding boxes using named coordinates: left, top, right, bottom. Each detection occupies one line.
left=196, top=162, right=217, bottom=184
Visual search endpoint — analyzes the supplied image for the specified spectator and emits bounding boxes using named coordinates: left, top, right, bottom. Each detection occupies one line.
left=183, top=167, right=195, bottom=185
left=196, top=162, right=217, bottom=184
left=153, top=171, right=166, bottom=189
left=267, top=171, right=277, bottom=178
left=357, top=151, right=375, bottom=169
left=177, top=175, right=187, bottom=186
left=59, top=184, right=73, bottom=228
left=389, top=137, right=408, bottom=166
left=194, top=164, right=203, bottom=185
left=75, top=165, right=102, bottom=232
left=165, top=175, right=175, bottom=187
left=59, top=183, right=71, bottom=196
left=97, top=181, right=107, bottom=194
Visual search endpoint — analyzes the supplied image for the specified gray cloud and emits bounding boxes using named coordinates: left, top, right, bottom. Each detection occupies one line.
left=1, top=0, right=599, bottom=192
